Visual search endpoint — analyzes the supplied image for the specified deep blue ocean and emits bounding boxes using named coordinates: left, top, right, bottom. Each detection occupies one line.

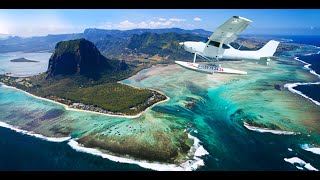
left=0, top=127, right=146, bottom=171
left=282, top=35, right=320, bottom=74
left=281, top=35, right=320, bottom=104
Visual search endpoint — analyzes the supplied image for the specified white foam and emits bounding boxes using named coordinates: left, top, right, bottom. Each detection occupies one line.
left=1, top=83, right=208, bottom=170
left=310, top=70, right=320, bottom=77
left=0, top=121, right=71, bottom=142
left=195, top=146, right=209, bottom=157
left=68, top=134, right=209, bottom=171
left=284, top=157, right=319, bottom=171
left=288, top=148, right=293, bottom=151
left=284, top=82, right=320, bottom=106
left=304, top=64, right=311, bottom=69
left=300, top=144, right=320, bottom=155
left=285, top=54, right=320, bottom=108
left=67, top=132, right=209, bottom=171
left=187, top=133, right=209, bottom=157
left=295, top=56, right=320, bottom=77
left=194, top=130, right=198, bottom=133
left=293, top=56, right=320, bottom=77
left=296, top=166, right=304, bottom=170
left=304, top=163, right=319, bottom=171
left=243, top=122, right=296, bottom=135
left=284, top=157, right=306, bottom=166
left=304, top=148, right=320, bottom=155
left=68, top=139, right=182, bottom=171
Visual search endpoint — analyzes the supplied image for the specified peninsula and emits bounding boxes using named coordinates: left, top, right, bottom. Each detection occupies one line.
left=0, top=38, right=167, bottom=116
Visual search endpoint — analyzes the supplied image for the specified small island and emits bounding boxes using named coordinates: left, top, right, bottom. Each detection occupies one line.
left=10, top=57, right=39, bottom=62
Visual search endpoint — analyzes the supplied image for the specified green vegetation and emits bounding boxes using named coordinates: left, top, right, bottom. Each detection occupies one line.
left=126, top=32, right=203, bottom=61
left=0, top=74, right=167, bottom=115
left=63, top=83, right=165, bottom=114
left=0, top=38, right=169, bottom=116
left=54, top=39, right=82, bottom=55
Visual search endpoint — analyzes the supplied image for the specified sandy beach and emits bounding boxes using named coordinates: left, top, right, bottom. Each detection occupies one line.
left=0, top=83, right=169, bottom=119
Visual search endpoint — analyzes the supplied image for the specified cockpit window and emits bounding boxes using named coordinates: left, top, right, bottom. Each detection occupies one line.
left=208, top=40, right=230, bottom=49
left=201, top=38, right=209, bottom=43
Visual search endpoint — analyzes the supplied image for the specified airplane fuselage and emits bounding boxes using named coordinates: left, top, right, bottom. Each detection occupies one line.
left=176, top=16, right=280, bottom=75
left=182, top=41, right=262, bottom=60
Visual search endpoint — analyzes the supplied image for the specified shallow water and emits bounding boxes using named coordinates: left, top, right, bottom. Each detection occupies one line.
left=0, top=52, right=52, bottom=77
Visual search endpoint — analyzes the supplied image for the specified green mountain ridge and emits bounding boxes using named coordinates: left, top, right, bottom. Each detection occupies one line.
left=0, top=28, right=300, bottom=62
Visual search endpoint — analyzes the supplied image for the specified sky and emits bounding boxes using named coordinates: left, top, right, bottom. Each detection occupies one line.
left=0, top=9, right=320, bottom=37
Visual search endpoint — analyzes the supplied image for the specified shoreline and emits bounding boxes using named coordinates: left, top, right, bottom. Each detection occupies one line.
left=0, top=119, right=208, bottom=171
left=284, top=82, right=320, bottom=106
left=0, top=121, right=71, bottom=142
left=300, top=144, right=320, bottom=156
left=284, top=55, right=320, bottom=106
left=67, top=129, right=209, bottom=171
left=0, top=68, right=208, bottom=171
left=0, top=83, right=170, bottom=119
left=284, top=157, right=318, bottom=171
left=243, top=122, right=297, bottom=135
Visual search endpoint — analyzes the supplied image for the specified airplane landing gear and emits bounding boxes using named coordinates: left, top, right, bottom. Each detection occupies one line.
left=193, top=53, right=197, bottom=63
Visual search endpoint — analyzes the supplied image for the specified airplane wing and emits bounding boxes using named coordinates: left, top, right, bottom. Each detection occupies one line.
left=207, top=16, right=252, bottom=45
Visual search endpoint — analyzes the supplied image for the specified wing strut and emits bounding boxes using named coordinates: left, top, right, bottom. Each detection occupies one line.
left=217, top=38, right=226, bottom=58
left=193, top=53, right=197, bottom=63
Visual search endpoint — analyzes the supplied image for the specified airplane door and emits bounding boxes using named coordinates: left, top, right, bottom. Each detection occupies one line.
left=203, top=40, right=225, bottom=59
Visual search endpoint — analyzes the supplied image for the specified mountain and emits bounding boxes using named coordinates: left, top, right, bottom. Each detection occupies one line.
left=122, top=32, right=203, bottom=61
left=83, top=28, right=212, bottom=39
left=0, top=28, right=299, bottom=61
left=0, top=33, right=83, bottom=53
left=0, top=38, right=165, bottom=117
left=0, top=28, right=212, bottom=53
left=46, top=38, right=128, bottom=80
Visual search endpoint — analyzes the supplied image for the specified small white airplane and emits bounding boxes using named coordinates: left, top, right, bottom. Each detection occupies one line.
left=175, top=16, right=280, bottom=75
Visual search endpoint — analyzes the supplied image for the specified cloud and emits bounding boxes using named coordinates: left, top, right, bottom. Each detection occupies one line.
left=100, top=20, right=175, bottom=30
left=193, top=17, right=202, bottom=21
left=118, top=20, right=136, bottom=29
left=158, top=18, right=166, bottom=21
left=0, top=15, right=11, bottom=34
left=169, top=18, right=186, bottom=22
left=0, top=22, right=10, bottom=34
left=0, top=13, right=86, bottom=37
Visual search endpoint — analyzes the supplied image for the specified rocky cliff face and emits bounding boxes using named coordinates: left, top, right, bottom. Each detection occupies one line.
left=46, top=38, right=123, bottom=79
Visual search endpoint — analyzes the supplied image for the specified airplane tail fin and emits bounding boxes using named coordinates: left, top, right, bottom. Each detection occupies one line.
left=257, top=40, right=280, bottom=57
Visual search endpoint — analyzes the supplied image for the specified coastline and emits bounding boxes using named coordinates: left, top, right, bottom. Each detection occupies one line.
left=0, top=121, right=71, bottom=142
left=0, top=82, right=170, bottom=119
left=284, top=82, right=320, bottom=106
left=0, top=118, right=208, bottom=171
left=284, top=55, right=320, bottom=106
left=0, top=119, right=208, bottom=171
left=284, top=157, right=318, bottom=171
left=68, top=130, right=209, bottom=171
left=243, top=122, right=297, bottom=135
left=300, top=144, right=320, bottom=155
left=0, top=65, right=209, bottom=171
